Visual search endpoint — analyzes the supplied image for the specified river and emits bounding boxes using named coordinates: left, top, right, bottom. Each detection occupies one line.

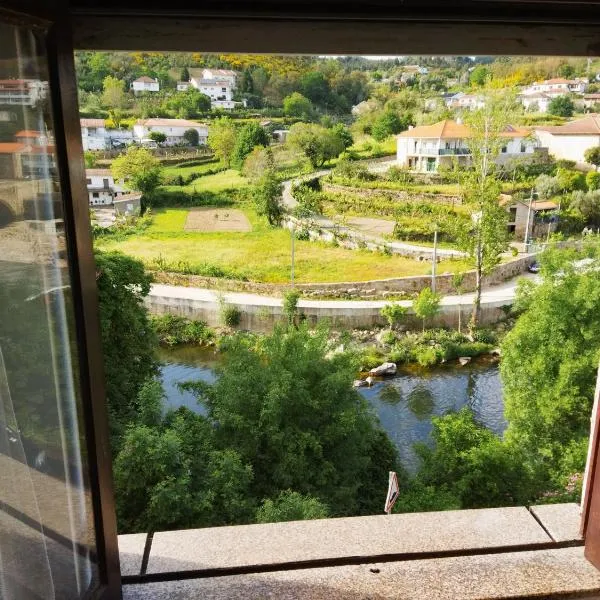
left=157, top=346, right=505, bottom=474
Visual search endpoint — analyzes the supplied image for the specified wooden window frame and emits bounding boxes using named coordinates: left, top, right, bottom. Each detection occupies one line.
left=4, top=3, right=600, bottom=599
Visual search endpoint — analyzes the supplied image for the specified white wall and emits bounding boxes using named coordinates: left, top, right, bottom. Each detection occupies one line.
left=535, top=130, right=600, bottom=165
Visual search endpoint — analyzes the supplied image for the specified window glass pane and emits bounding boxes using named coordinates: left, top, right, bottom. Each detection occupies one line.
left=0, top=22, right=97, bottom=600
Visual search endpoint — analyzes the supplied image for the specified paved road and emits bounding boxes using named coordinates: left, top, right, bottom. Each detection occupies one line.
left=150, top=272, right=538, bottom=310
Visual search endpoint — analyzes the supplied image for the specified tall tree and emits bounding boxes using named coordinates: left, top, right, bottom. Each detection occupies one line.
left=231, top=121, right=270, bottom=169
left=208, top=117, right=238, bottom=167
left=501, top=244, right=600, bottom=488
left=94, top=251, right=158, bottom=447
left=459, top=91, right=512, bottom=328
left=111, top=146, right=163, bottom=196
left=101, top=75, right=127, bottom=128
left=287, top=122, right=345, bottom=168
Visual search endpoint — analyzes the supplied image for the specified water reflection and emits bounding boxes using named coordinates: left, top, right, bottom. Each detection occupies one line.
left=158, top=347, right=505, bottom=475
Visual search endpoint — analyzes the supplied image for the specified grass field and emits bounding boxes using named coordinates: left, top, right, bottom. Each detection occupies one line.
left=97, top=206, right=472, bottom=283
left=160, top=169, right=249, bottom=194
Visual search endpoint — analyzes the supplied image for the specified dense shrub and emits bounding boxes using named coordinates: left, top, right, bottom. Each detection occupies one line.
left=151, top=314, right=215, bottom=346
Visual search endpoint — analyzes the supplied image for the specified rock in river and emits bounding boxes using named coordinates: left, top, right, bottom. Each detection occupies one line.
left=369, top=362, right=397, bottom=377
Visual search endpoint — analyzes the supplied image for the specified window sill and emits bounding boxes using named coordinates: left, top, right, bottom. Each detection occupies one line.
left=119, top=503, right=596, bottom=600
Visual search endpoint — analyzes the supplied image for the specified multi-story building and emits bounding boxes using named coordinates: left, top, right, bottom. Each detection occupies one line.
left=523, top=77, right=588, bottom=97
left=80, top=118, right=109, bottom=151
left=397, top=119, right=535, bottom=172
left=519, top=91, right=552, bottom=113
left=132, top=118, right=209, bottom=146
left=445, top=92, right=485, bottom=110
left=0, top=78, right=48, bottom=106
left=131, top=76, right=160, bottom=93
left=189, top=68, right=237, bottom=109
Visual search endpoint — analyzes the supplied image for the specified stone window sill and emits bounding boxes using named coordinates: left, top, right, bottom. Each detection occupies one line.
left=119, top=503, right=598, bottom=600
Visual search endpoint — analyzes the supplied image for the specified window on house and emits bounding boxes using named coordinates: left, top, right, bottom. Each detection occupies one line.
left=92, top=192, right=99, bottom=198
left=86, top=178, right=91, bottom=184
left=521, top=143, right=526, bottom=152
left=501, top=146, right=507, bottom=153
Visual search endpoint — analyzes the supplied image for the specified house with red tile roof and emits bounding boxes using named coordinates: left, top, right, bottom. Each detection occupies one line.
left=535, top=114, right=600, bottom=166
left=396, top=119, right=536, bottom=172
left=131, top=76, right=160, bottom=93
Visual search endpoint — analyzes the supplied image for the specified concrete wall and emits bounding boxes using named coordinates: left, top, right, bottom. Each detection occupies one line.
left=145, top=291, right=511, bottom=333
left=151, top=254, right=535, bottom=300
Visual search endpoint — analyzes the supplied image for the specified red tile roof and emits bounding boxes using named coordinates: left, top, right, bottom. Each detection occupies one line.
left=397, top=119, right=529, bottom=140
left=80, top=118, right=106, bottom=128
left=15, top=130, right=41, bottom=138
left=536, top=114, right=600, bottom=135
left=135, top=118, right=207, bottom=128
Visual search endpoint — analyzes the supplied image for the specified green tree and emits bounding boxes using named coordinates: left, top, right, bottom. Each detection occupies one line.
left=183, top=128, right=200, bottom=146
left=413, top=287, right=441, bottom=332
left=300, top=71, right=330, bottom=106
left=371, top=111, right=407, bottom=141
left=557, top=63, right=575, bottom=79
left=331, top=123, right=353, bottom=149
left=232, top=121, right=269, bottom=169
left=469, top=65, right=490, bottom=87
left=208, top=117, right=238, bottom=167
left=101, top=75, right=127, bottom=128
left=584, top=146, right=600, bottom=168
left=256, top=490, right=329, bottom=523
left=380, top=303, right=407, bottom=330
left=180, top=66, right=190, bottom=81
left=587, top=170, right=600, bottom=191
left=114, top=405, right=254, bottom=532
left=111, top=146, right=162, bottom=196
left=84, top=151, right=97, bottom=168
left=548, top=95, right=575, bottom=117
left=187, top=325, right=399, bottom=516
left=413, top=408, right=540, bottom=508
left=94, top=251, right=158, bottom=446
left=459, top=91, right=512, bottom=327
left=501, top=245, right=600, bottom=488
left=283, top=92, right=313, bottom=119
left=252, top=169, right=283, bottom=226
left=148, top=131, right=167, bottom=144
left=287, top=122, right=345, bottom=168
left=282, top=289, right=301, bottom=326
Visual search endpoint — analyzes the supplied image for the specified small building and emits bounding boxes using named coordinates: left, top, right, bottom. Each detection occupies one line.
left=583, top=93, right=600, bottom=109
left=131, top=76, right=160, bottom=93
left=113, top=193, right=142, bottom=216
left=176, top=81, right=191, bottom=91
left=397, top=119, right=535, bottom=173
left=505, top=197, right=559, bottom=241
left=132, top=118, right=209, bottom=146
left=535, top=114, right=600, bottom=167
left=272, top=129, right=289, bottom=143
left=85, top=169, right=127, bottom=206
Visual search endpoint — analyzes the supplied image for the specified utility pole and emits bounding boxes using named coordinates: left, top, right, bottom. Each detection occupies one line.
left=524, top=188, right=534, bottom=250
left=431, top=227, right=438, bottom=293
left=290, top=222, right=295, bottom=286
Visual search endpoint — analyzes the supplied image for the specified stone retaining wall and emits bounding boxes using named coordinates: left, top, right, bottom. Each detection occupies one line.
left=145, top=293, right=511, bottom=333
left=151, top=254, right=535, bottom=300
left=322, top=182, right=462, bottom=207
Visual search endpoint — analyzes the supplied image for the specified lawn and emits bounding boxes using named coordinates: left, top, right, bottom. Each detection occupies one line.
left=97, top=206, right=472, bottom=284
left=160, top=168, right=248, bottom=194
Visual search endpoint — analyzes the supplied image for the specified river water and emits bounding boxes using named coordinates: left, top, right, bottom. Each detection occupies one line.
left=157, top=346, right=505, bottom=474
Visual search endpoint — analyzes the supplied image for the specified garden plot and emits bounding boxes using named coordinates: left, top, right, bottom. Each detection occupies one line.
left=184, top=207, right=252, bottom=232
left=347, top=217, right=396, bottom=237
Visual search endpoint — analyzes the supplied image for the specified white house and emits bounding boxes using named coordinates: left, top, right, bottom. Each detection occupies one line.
left=176, top=81, right=191, bottom=91
left=131, top=76, right=160, bottom=93
left=0, top=78, right=48, bottom=106
left=85, top=169, right=127, bottom=206
left=523, top=77, right=588, bottom=97
left=445, top=92, right=485, bottom=110
left=397, top=119, right=535, bottom=173
left=189, top=68, right=237, bottom=109
left=80, top=118, right=108, bottom=151
left=535, top=114, right=600, bottom=167
left=132, top=118, right=208, bottom=146
left=519, top=91, right=552, bottom=113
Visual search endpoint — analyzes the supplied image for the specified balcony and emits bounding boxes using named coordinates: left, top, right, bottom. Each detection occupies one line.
left=439, top=148, right=471, bottom=156
left=118, top=503, right=598, bottom=599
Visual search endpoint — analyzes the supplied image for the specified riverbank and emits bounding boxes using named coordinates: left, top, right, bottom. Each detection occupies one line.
left=146, top=272, right=534, bottom=332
